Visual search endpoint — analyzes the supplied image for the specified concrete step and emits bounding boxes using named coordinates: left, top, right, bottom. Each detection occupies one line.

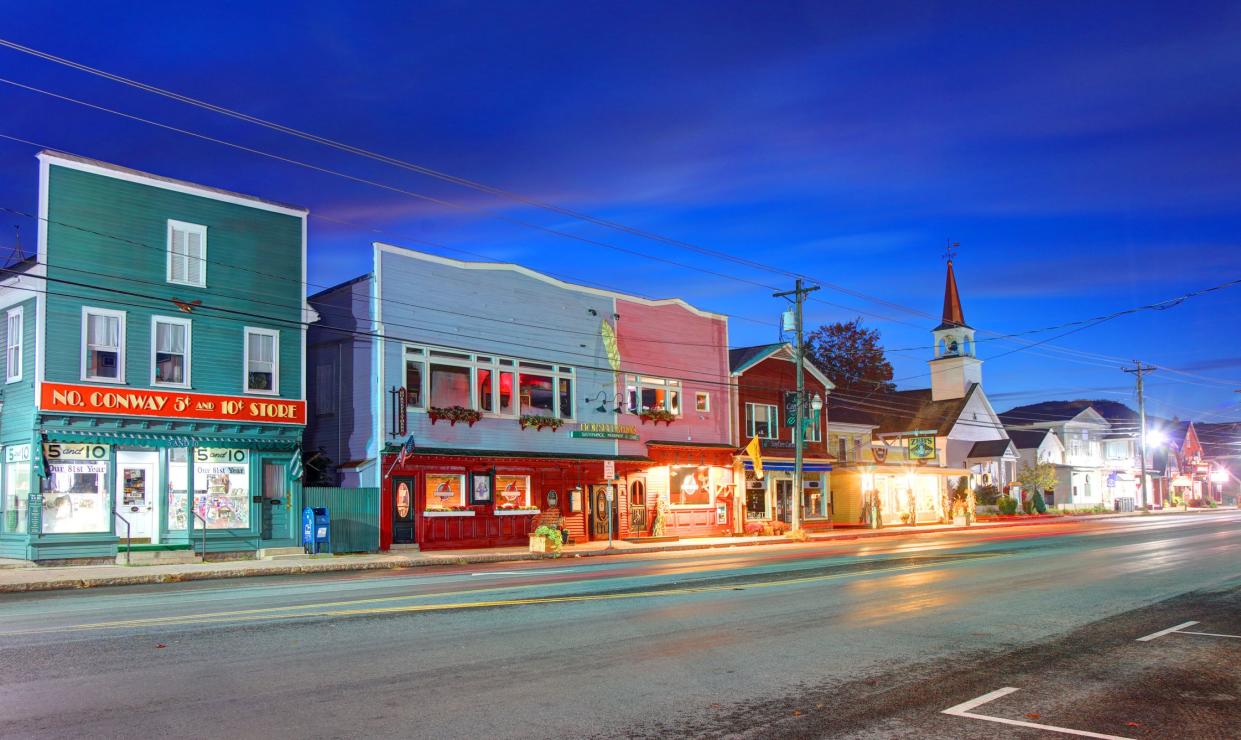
left=389, top=544, right=421, bottom=552
left=257, top=547, right=305, bottom=560
left=117, top=549, right=202, bottom=566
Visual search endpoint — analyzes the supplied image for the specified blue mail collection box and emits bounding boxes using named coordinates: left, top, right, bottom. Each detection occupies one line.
left=302, top=506, right=331, bottom=554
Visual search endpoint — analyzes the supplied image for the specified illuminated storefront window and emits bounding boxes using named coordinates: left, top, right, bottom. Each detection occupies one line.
left=167, top=448, right=190, bottom=530
left=2, top=445, right=31, bottom=533
left=42, top=443, right=110, bottom=534
left=671, top=466, right=712, bottom=506
left=495, top=475, right=531, bottom=508
left=193, top=448, right=250, bottom=529
left=426, top=474, right=466, bottom=507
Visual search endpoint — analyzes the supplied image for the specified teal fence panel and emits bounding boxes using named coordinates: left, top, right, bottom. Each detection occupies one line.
left=302, top=487, right=381, bottom=553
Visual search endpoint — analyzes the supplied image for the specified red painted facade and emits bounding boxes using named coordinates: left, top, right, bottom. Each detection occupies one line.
left=612, top=298, right=735, bottom=538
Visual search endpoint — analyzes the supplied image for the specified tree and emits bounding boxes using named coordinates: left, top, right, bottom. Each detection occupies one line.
left=1017, top=461, right=1057, bottom=495
left=805, top=318, right=895, bottom=394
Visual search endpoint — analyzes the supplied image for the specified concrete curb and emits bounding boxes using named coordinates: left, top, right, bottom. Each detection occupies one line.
left=2, top=509, right=1228, bottom=593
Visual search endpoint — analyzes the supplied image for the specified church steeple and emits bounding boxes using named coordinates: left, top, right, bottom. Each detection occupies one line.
left=929, top=254, right=981, bottom=401
left=939, top=259, right=968, bottom=330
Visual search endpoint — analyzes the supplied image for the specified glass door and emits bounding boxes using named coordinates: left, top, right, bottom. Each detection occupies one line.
left=117, top=462, right=157, bottom=542
left=260, top=461, right=288, bottom=542
left=775, top=479, right=793, bottom=524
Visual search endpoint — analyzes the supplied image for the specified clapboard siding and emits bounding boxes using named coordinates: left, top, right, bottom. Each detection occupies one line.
left=377, top=247, right=619, bottom=456
left=614, top=298, right=731, bottom=455
left=0, top=296, right=37, bottom=445
left=307, top=277, right=377, bottom=485
left=42, top=164, right=304, bottom=398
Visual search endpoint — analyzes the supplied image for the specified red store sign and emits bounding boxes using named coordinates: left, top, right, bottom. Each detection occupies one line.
left=40, top=382, right=307, bottom=425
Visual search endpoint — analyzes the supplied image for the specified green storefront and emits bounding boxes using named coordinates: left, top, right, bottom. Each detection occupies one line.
left=0, top=150, right=309, bottom=562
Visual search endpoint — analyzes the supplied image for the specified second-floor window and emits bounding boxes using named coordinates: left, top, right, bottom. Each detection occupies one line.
left=151, top=316, right=190, bottom=387
left=626, top=375, right=681, bottom=415
left=6, top=307, right=22, bottom=383
left=746, top=403, right=778, bottom=439
left=244, top=328, right=279, bottom=394
left=82, top=307, right=125, bottom=383
left=167, top=220, right=207, bottom=288
left=404, top=345, right=574, bottom=419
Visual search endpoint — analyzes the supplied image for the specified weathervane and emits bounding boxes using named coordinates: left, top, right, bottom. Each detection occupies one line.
left=943, top=239, right=959, bottom=263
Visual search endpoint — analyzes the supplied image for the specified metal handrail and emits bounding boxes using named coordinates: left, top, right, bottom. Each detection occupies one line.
left=113, top=511, right=132, bottom=565
left=192, top=511, right=208, bottom=560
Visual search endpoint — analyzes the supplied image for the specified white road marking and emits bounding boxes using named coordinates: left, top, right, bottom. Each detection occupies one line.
left=470, top=569, right=573, bottom=577
left=1178, top=630, right=1241, bottom=640
left=1136, top=620, right=1198, bottom=642
left=943, top=687, right=1135, bottom=740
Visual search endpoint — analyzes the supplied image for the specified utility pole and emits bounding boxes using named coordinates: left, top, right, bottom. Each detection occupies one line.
left=1123, top=361, right=1156, bottom=510
left=774, top=278, right=820, bottom=532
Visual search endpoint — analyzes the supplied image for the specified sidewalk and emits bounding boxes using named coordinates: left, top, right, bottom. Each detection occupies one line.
left=0, top=509, right=1226, bottom=593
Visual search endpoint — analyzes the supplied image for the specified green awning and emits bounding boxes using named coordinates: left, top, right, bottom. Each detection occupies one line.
left=41, top=429, right=298, bottom=450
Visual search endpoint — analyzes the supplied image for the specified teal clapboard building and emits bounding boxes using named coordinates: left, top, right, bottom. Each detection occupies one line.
left=0, top=151, right=310, bottom=562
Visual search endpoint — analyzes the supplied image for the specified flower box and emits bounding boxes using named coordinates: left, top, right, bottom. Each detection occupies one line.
left=529, top=534, right=552, bottom=553
left=638, top=410, right=676, bottom=426
left=423, top=510, right=476, bottom=518
left=494, top=509, right=538, bottom=516
left=519, top=415, right=564, bottom=432
left=428, top=406, right=483, bottom=427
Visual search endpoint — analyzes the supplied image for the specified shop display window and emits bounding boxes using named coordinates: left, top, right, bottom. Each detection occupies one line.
left=193, top=449, right=250, bottom=529
left=426, top=474, right=466, bottom=508
left=802, top=477, right=827, bottom=518
left=167, top=448, right=189, bottom=530
left=745, top=478, right=767, bottom=518
left=42, top=460, right=110, bottom=534
left=671, top=465, right=712, bottom=506
left=2, top=447, right=30, bottom=534
left=495, top=475, right=531, bottom=508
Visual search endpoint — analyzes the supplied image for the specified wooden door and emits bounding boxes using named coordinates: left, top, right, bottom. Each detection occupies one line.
left=261, top=461, right=288, bottom=542
left=589, top=484, right=619, bottom=539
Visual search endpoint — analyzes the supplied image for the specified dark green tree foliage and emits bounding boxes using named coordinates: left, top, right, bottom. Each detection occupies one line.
left=806, top=318, right=895, bottom=394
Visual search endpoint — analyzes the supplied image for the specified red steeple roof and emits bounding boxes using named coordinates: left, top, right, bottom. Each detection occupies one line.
left=938, top=260, right=969, bottom=330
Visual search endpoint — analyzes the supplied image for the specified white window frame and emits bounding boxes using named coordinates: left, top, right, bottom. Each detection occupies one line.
left=403, top=344, right=575, bottom=419
left=166, top=219, right=207, bottom=288
left=150, top=315, right=192, bottom=388
left=625, top=375, right=683, bottom=416
left=243, top=327, right=280, bottom=395
left=81, top=307, right=126, bottom=384
left=746, top=403, right=779, bottom=440
left=695, top=391, right=710, bottom=413
left=495, top=474, right=532, bottom=507
left=6, top=307, right=22, bottom=384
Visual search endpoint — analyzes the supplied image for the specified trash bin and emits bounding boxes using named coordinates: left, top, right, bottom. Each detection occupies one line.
left=302, top=506, right=331, bottom=554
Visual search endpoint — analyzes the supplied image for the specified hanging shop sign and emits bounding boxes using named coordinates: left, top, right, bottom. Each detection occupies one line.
left=906, top=436, right=936, bottom=460
left=570, top=423, right=639, bottom=440
left=41, top=382, right=306, bottom=425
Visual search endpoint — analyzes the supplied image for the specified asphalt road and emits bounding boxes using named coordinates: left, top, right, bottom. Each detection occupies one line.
left=1, top=512, right=1239, bottom=739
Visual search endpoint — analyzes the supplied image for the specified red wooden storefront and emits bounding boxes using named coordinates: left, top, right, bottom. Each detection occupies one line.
left=380, top=449, right=650, bottom=551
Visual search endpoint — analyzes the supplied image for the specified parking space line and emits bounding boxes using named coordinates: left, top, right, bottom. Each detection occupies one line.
left=1136, top=621, right=1198, bottom=641
left=1178, top=630, right=1241, bottom=640
left=943, top=687, right=1134, bottom=740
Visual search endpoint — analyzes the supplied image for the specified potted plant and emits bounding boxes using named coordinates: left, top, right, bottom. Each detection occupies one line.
left=519, top=414, right=564, bottom=432
left=529, top=525, right=564, bottom=554
left=428, top=406, right=483, bottom=427
left=638, top=409, right=676, bottom=426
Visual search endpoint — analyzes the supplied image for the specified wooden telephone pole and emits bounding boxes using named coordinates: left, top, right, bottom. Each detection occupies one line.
left=1123, top=361, right=1156, bottom=510
left=774, top=278, right=820, bottom=531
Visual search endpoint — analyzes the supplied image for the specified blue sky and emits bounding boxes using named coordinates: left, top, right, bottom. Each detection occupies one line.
left=1, top=1, right=1239, bottom=420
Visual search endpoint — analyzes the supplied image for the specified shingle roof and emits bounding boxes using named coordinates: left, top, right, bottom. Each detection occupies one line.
left=999, top=399, right=1139, bottom=426
left=728, top=344, right=784, bottom=373
left=846, top=384, right=980, bottom=436
left=967, top=439, right=1013, bottom=459
left=1006, top=428, right=1050, bottom=449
